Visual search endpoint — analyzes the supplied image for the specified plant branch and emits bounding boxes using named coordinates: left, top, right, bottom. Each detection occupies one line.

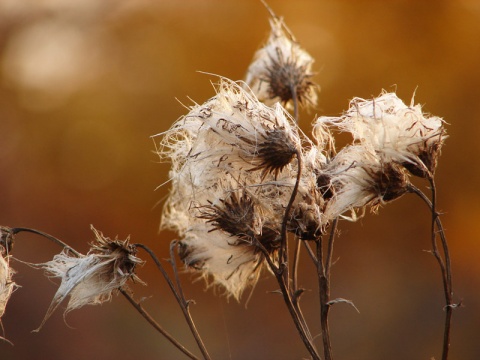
left=11, top=227, right=81, bottom=256
left=134, top=242, right=211, bottom=360
left=279, top=148, right=303, bottom=285
left=316, top=218, right=338, bottom=360
left=407, top=182, right=454, bottom=360
left=120, top=288, right=199, bottom=360
left=253, top=233, right=318, bottom=359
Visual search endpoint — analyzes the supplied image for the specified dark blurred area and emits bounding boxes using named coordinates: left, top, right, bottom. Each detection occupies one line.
left=0, top=0, right=479, bottom=359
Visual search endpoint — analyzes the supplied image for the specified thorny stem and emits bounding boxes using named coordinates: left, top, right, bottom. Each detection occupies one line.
left=316, top=219, right=338, bottom=360
left=407, top=182, right=454, bottom=360
left=119, top=288, right=199, bottom=360
left=134, top=243, right=211, bottom=360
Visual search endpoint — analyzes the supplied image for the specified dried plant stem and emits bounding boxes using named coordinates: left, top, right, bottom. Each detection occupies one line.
left=252, top=235, right=319, bottom=359
left=292, top=238, right=301, bottom=294
left=407, top=182, right=454, bottom=360
left=134, top=243, right=211, bottom=360
left=316, top=218, right=338, bottom=360
left=119, top=288, right=199, bottom=360
left=253, top=149, right=319, bottom=359
left=11, top=227, right=80, bottom=256
left=279, top=148, right=302, bottom=284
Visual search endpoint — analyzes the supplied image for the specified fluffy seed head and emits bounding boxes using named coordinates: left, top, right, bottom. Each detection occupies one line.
left=323, top=145, right=409, bottom=220
left=34, top=226, right=144, bottom=331
left=317, top=92, right=446, bottom=177
left=245, top=14, right=317, bottom=110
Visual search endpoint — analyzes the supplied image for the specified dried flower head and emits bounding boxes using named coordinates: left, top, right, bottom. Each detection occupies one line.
left=245, top=12, right=317, bottom=110
left=317, top=92, right=446, bottom=177
left=157, top=78, right=301, bottom=236
left=35, top=226, right=144, bottom=331
left=155, top=79, right=309, bottom=298
left=177, top=221, right=280, bottom=300
left=323, top=145, right=409, bottom=220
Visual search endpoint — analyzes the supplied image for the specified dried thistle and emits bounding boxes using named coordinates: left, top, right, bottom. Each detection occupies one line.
left=245, top=11, right=317, bottom=110
left=177, top=222, right=279, bottom=300
left=157, top=78, right=302, bottom=236
left=323, top=145, right=409, bottom=221
left=34, top=226, right=144, bottom=331
left=317, top=91, right=446, bottom=177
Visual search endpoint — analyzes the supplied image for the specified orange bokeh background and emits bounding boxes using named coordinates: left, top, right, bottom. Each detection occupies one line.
left=1, top=1, right=479, bottom=359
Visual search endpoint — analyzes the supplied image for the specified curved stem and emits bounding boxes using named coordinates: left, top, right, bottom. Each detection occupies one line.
left=11, top=227, right=81, bottom=256
left=407, top=183, right=453, bottom=360
left=253, top=237, right=318, bottom=359
left=134, top=243, right=211, bottom=360
left=120, top=288, right=199, bottom=360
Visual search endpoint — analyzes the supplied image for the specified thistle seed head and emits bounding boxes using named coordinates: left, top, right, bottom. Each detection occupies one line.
left=245, top=15, right=317, bottom=110
left=34, top=226, right=144, bottom=331
left=317, top=91, right=446, bottom=177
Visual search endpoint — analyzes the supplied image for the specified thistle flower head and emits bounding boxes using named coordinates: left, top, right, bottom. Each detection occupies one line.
left=245, top=13, right=317, bottom=110
left=177, top=221, right=279, bottom=300
left=323, top=145, right=409, bottom=220
left=35, top=226, right=144, bottom=331
left=317, top=92, right=446, bottom=177
left=157, top=79, right=302, bottom=235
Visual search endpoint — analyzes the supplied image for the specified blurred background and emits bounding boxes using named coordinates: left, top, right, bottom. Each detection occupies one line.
left=0, top=0, right=479, bottom=359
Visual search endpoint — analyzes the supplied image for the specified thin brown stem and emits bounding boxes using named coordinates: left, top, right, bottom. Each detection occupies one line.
left=316, top=218, right=338, bottom=360
left=303, top=240, right=318, bottom=265
left=407, top=182, right=453, bottom=360
left=253, top=235, right=319, bottom=359
left=134, top=243, right=211, bottom=360
left=325, top=218, right=338, bottom=282
left=272, top=265, right=320, bottom=360
left=279, top=148, right=303, bottom=285
left=292, top=238, right=301, bottom=294
left=317, top=238, right=332, bottom=360
left=120, top=288, right=199, bottom=360
left=12, top=227, right=81, bottom=256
